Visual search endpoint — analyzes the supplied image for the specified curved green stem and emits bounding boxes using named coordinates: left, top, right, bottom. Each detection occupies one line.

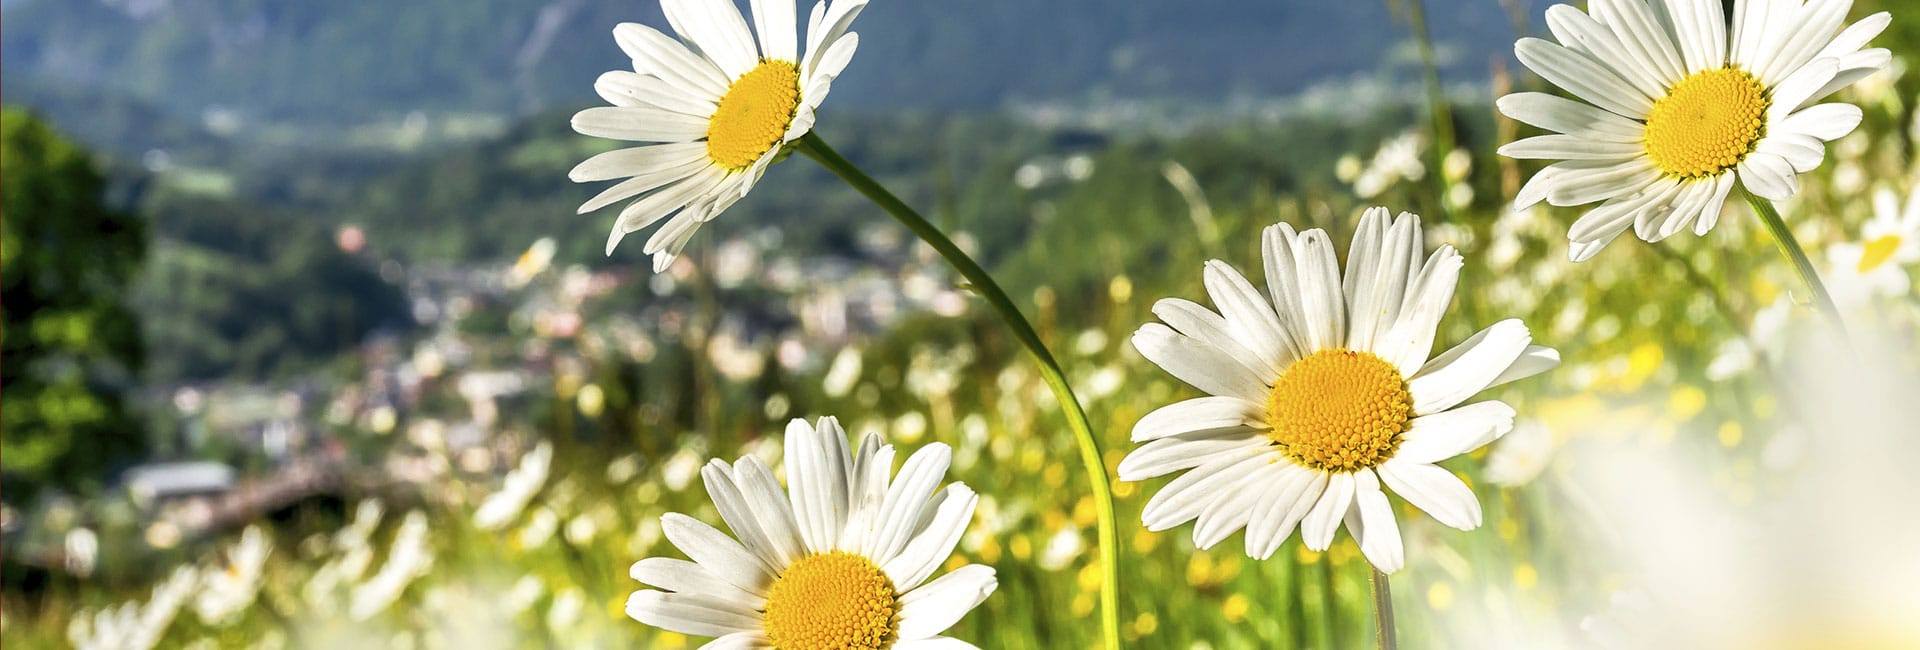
left=796, top=132, right=1123, bottom=650
left=1369, top=567, right=1399, bottom=650
left=1744, top=193, right=1849, bottom=340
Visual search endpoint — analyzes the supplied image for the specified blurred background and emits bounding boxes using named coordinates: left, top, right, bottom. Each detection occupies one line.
left=3, top=0, right=1918, bottom=647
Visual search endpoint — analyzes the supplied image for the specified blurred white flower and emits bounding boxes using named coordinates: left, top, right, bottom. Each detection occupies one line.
left=1559, top=329, right=1920, bottom=649
left=546, top=588, right=584, bottom=631
left=64, top=527, right=98, bottom=578
left=1484, top=419, right=1554, bottom=487
left=70, top=565, right=198, bottom=650
left=474, top=442, right=553, bottom=530
left=349, top=511, right=435, bottom=621
left=1825, top=185, right=1920, bottom=307
left=1038, top=525, right=1083, bottom=571
left=1353, top=131, right=1426, bottom=199
left=194, top=525, right=273, bottom=626
left=823, top=347, right=863, bottom=398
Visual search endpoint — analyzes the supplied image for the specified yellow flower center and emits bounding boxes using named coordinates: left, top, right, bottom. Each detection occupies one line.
left=1859, top=234, right=1902, bottom=273
left=1642, top=67, right=1770, bottom=179
left=706, top=60, right=802, bottom=172
left=762, top=552, right=897, bottom=650
left=1266, top=350, right=1413, bottom=473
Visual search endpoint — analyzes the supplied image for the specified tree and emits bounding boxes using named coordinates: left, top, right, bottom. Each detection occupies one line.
left=2, top=108, right=149, bottom=496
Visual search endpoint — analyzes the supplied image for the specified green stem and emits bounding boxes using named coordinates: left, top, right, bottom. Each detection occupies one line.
left=1743, top=193, right=1849, bottom=340
left=796, top=132, right=1123, bottom=650
left=1370, top=567, right=1399, bottom=650
left=1402, top=0, right=1456, bottom=219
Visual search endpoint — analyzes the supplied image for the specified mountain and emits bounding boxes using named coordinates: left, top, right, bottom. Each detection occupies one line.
left=2, top=0, right=1542, bottom=128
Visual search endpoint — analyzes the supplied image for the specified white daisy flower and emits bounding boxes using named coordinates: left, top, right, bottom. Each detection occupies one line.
left=1121, top=209, right=1560, bottom=573
left=193, top=525, right=273, bottom=626
left=1499, top=0, right=1891, bottom=261
left=571, top=0, right=867, bottom=270
left=626, top=416, right=997, bottom=649
left=1826, top=186, right=1920, bottom=305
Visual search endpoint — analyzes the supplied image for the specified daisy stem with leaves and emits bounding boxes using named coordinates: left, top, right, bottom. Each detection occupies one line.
left=1744, top=193, right=1849, bottom=340
left=794, top=131, right=1124, bottom=650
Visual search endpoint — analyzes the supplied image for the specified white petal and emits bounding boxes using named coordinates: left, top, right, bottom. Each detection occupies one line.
left=1756, top=133, right=1827, bottom=174
left=1566, top=174, right=1668, bottom=243
left=1377, top=460, right=1483, bottom=531
left=1543, top=4, right=1669, bottom=97
left=803, top=0, right=868, bottom=78
left=1547, top=158, right=1662, bottom=207
left=606, top=169, right=728, bottom=256
left=1394, top=401, right=1518, bottom=465
left=572, top=142, right=710, bottom=183
left=896, top=565, right=997, bottom=640
left=729, top=458, right=807, bottom=567
left=1191, top=463, right=1278, bottom=549
left=882, top=484, right=977, bottom=592
left=1119, top=430, right=1266, bottom=482
left=702, top=461, right=797, bottom=569
left=664, top=0, right=760, bottom=80
left=1244, top=466, right=1327, bottom=560
left=1301, top=471, right=1354, bottom=551
left=1736, top=152, right=1797, bottom=201
left=701, top=631, right=771, bottom=650
left=626, top=590, right=760, bottom=637
left=1658, top=0, right=1726, bottom=73
left=595, top=70, right=718, bottom=116
left=1766, top=58, right=1841, bottom=123
left=1140, top=453, right=1270, bottom=532
left=579, top=156, right=712, bottom=214
left=865, top=443, right=951, bottom=563
left=1377, top=246, right=1463, bottom=374
left=1499, top=134, right=1645, bottom=160
left=1514, top=37, right=1655, bottom=119
left=1409, top=320, right=1534, bottom=415
left=1131, top=323, right=1269, bottom=403
left=1569, top=228, right=1627, bottom=262
left=1130, top=396, right=1266, bottom=443
left=572, top=105, right=710, bottom=143
left=661, top=513, right=774, bottom=593
left=1780, top=103, right=1864, bottom=142
left=1496, top=92, right=1645, bottom=142
left=1151, top=297, right=1275, bottom=384
left=1349, top=470, right=1404, bottom=574
left=783, top=419, right=843, bottom=554
left=1755, top=0, right=1851, bottom=84
left=613, top=22, right=729, bottom=99
left=1692, top=173, right=1739, bottom=236
left=629, top=558, right=765, bottom=609
left=1291, top=229, right=1346, bottom=351
left=1345, top=211, right=1421, bottom=351
left=1514, top=164, right=1567, bottom=211
left=1487, top=345, right=1561, bottom=389
left=1260, top=223, right=1313, bottom=361
left=750, top=0, right=798, bottom=62
left=1205, top=260, right=1295, bottom=376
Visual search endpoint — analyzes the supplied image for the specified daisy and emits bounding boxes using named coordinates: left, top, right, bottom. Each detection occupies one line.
left=1121, top=209, right=1560, bottom=573
left=1826, top=185, right=1920, bottom=305
left=626, top=417, right=997, bottom=648
left=1499, top=0, right=1890, bottom=261
left=571, top=0, right=867, bottom=271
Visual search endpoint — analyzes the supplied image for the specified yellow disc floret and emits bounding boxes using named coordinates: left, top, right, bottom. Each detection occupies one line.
left=1643, top=67, right=1769, bottom=179
left=762, top=551, right=897, bottom=650
left=1859, top=234, right=1902, bottom=273
left=1266, top=349, right=1413, bottom=473
left=706, top=60, right=802, bottom=171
